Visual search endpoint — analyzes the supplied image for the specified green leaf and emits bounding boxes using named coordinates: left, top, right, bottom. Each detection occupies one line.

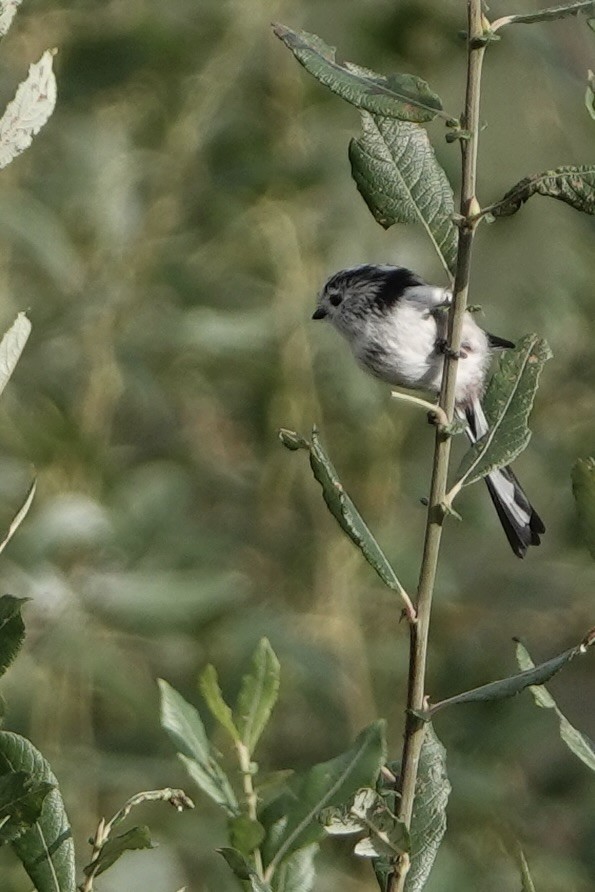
left=271, top=844, right=318, bottom=892
left=350, top=113, right=458, bottom=276
left=84, top=826, right=155, bottom=878
left=229, top=814, right=266, bottom=856
left=496, top=1, right=595, bottom=26
left=280, top=428, right=410, bottom=606
left=516, top=641, right=595, bottom=773
left=0, top=596, right=28, bottom=681
left=0, top=771, right=53, bottom=844
left=0, top=313, right=31, bottom=399
left=236, top=637, right=280, bottom=754
left=585, top=70, right=595, bottom=120
left=571, top=458, right=595, bottom=559
left=158, top=679, right=239, bottom=815
left=372, top=726, right=450, bottom=892
left=272, top=24, right=444, bottom=123
left=426, top=633, right=595, bottom=718
left=218, top=846, right=272, bottom=891
left=405, top=725, right=450, bottom=892
left=455, top=335, right=552, bottom=488
left=0, top=731, right=75, bottom=892
left=199, top=664, right=240, bottom=742
left=218, top=846, right=258, bottom=881
left=490, top=165, right=595, bottom=218
left=262, top=720, right=386, bottom=872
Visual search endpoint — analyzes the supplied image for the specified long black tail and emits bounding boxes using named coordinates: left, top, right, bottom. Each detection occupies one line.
left=464, top=399, right=545, bottom=558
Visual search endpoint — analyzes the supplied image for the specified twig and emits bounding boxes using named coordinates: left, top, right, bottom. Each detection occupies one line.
left=79, top=788, right=194, bottom=891
left=236, top=741, right=265, bottom=878
left=390, top=3, right=487, bottom=890
left=390, top=391, right=449, bottom=429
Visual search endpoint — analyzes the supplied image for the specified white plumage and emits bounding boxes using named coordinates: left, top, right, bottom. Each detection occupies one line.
left=312, top=264, right=544, bottom=557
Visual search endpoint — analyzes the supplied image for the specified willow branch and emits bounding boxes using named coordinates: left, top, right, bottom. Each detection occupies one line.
left=390, top=4, right=487, bottom=890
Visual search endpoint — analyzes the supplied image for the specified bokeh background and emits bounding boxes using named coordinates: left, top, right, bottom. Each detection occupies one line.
left=0, top=0, right=592, bottom=889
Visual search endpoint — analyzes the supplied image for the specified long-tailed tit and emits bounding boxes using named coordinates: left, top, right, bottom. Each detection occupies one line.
left=312, top=264, right=544, bottom=557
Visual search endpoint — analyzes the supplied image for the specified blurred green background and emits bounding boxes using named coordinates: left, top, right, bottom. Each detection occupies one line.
left=0, top=0, right=593, bottom=889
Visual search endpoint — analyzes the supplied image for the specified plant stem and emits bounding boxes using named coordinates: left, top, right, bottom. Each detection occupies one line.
left=237, top=741, right=265, bottom=878
left=391, top=3, right=486, bottom=888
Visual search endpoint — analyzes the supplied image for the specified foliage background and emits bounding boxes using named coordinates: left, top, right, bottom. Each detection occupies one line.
left=0, top=0, right=593, bottom=889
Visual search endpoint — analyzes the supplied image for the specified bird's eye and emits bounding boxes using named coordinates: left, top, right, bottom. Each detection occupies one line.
left=329, top=293, right=342, bottom=307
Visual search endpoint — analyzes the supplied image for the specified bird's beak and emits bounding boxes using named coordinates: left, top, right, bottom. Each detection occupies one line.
left=312, top=307, right=327, bottom=320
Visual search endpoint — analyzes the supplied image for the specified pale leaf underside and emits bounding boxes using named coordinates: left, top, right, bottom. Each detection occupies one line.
left=0, top=50, right=57, bottom=170
left=0, top=0, right=23, bottom=37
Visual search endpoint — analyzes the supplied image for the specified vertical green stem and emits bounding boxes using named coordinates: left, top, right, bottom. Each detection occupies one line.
left=391, top=3, right=486, bottom=889
left=237, top=741, right=265, bottom=878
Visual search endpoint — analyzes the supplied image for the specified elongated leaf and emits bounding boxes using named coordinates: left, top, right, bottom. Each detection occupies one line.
left=272, top=24, right=443, bottom=123
left=456, top=335, right=551, bottom=488
left=271, top=844, right=318, bottom=892
left=0, top=50, right=57, bottom=170
left=218, top=847, right=273, bottom=891
left=84, top=826, right=155, bottom=878
left=262, top=720, right=386, bottom=872
left=516, top=641, right=595, bottom=772
left=199, top=664, right=239, bottom=742
left=0, top=596, right=28, bottom=680
left=158, top=679, right=239, bottom=815
left=405, top=725, right=450, bottom=892
left=490, top=166, right=595, bottom=218
left=350, top=113, right=457, bottom=276
left=372, top=726, right=450, bottom=892
left=0, top=313, right=31, bottom=400
left=496, top=1, right=595, bottom=27
left=518, top=847, right=537, bottom=892
left=0, top=771, right=53, bottom=844
left=571, top=458, right=595, bottom=559
left=0, top=478, right=36, bottom=558
left=0, top=731, right=75, bottom=892
left=426, top=633, right=595, bottom=718
left=236, top=638, right=280, bottom=755
left=218, top=846, right=259, bottom=881
left=0, top=1, right=22, bottom=37
left=279, top=429, right=410, bottom=606
left=586, top=70, right=595, bottom=120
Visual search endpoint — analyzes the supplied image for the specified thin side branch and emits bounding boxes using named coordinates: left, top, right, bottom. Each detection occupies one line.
left=391, top=3, right=487, bottom=890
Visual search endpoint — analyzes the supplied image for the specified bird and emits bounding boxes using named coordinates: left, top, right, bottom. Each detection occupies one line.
left=312, top=263, right=544, bottom=557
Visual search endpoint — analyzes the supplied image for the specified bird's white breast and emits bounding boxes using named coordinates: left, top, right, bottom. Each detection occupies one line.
left=351, top=300, right=490, bottom=405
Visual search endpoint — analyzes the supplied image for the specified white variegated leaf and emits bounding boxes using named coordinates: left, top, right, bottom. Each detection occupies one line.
left=0, top=313, right=31, bottom=399
left=0, top=49, right=57, bottom=170
left=0, top=0, right=23, bottom=37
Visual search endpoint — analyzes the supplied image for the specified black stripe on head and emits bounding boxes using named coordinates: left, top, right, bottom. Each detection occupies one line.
left=374, top=267, right=426, bottom=310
